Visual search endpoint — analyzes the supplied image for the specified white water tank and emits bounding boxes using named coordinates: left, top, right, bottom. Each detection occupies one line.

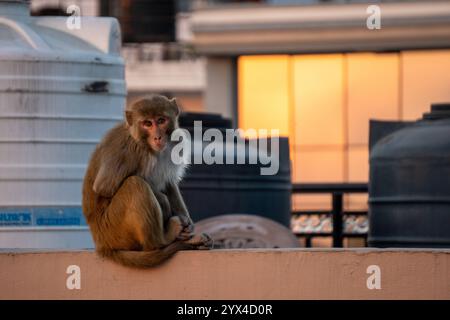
left=0, top=0, right=126, bottom=247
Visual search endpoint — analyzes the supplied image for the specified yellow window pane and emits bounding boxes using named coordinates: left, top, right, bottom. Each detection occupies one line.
left=345, top=238, right=366, bottom=248
left=345, top=194, right=369, bottom=211
left=347, top=146, right=369, bottom=211
left=348, top=145, right=369, bottom=182
left=238, top=55, right=291, bottom=138
left=293, top=54, right=345, bottom=146
left=402, top=49, right=450, bottom=120
left=311, top=238, right=333, bottom=248
left=292, top=194, right=332, bottom=211
left=293, top=147, right=344, bottom=183
left=347, top=53, right=400, bottom=145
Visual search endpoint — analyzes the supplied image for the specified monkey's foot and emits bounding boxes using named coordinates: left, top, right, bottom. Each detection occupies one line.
left=184, top=233, right=213, bottom=250
left=177, top=223, right=195, bottom=241
left=167, top=216, right=187, bottom=242
left=179, top=216, right=195, bottom=233
left=177, top=231, right=194, bottom=241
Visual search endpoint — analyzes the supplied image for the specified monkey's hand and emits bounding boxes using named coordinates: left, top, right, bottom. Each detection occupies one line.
left=177, top=214, right=194, bottom=239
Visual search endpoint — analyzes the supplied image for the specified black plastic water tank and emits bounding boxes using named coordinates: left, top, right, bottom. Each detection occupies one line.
left=179, top=112, right=292, bottom=227
left=369, top=103, right=450, bottom=247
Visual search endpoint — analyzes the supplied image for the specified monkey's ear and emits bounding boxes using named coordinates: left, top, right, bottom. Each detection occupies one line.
left=125, top=110, right=133, bottom=126
left=170, top=98, right=180, bottom=116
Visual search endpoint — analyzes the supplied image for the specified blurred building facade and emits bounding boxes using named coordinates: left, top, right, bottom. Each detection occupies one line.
left=189, top=0, right=450, bottom=215
left=31, top=0, right=206, bottom=112
left=30, top=0, right=450, bottom=216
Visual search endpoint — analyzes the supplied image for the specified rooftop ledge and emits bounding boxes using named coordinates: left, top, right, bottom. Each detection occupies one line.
left=1, top=248, right=449, bottom=300
left=191, top=1, right=450, bottom=54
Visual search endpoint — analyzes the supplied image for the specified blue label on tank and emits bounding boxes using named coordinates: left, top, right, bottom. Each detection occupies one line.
left=0, top=212, right=32, bottom=226
left=0, top=207, right=86, bottom=226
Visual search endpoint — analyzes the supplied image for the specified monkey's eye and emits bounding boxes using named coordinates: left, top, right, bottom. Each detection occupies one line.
left=143, top=120, right=153, bottom=127
left=157, top=117, right=167, bottom=125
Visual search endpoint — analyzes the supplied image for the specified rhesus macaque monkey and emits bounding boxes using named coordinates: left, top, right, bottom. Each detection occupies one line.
left=82, top=95, right=212, bottom=268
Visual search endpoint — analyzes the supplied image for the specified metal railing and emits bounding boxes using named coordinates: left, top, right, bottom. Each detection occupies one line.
left=292, top=183, right=368, bottom=247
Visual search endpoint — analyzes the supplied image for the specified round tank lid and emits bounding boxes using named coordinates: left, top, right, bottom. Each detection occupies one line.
left=422, top=103, right=450, bottom=120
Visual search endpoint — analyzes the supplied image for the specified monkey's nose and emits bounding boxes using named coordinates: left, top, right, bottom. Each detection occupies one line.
left=154, top=136, right=162, bottom=141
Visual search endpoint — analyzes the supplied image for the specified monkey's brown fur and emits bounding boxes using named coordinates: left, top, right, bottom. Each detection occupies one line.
left=82, top=95, right=211, bottom=268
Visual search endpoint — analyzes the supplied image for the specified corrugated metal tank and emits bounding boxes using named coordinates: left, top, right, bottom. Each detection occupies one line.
left=0, top=0, right=125, bottom=248
left=369, top=103, right=450, bottom=248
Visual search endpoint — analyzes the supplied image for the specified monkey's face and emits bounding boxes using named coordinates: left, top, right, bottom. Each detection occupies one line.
left=126, top=95, right=180, bottom=152
left=140, top=115, right=171, bottom=153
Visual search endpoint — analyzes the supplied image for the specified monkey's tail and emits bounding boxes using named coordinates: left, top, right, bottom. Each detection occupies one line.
left=100, top=242, right=194, bottom=269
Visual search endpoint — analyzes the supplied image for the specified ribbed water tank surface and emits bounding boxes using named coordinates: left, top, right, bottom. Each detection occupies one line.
left=179, top=113, right=292, bottom=227
left=369, top=103, right=450, bottom=248
left=0, top=1, right=126, bottom=235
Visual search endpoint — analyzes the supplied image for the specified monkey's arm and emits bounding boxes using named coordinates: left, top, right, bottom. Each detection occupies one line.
left=165, top=182, right=194, bottom=230
left=153, top=191, right=172, bottom=221
left=93, top=156, right=134, bottom=198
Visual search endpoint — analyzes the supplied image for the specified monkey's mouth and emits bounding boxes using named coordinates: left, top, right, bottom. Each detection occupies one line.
left=151, top=141, right=167, bottom=152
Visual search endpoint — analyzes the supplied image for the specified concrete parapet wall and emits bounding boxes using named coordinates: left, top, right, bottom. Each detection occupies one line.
left=0, top=249, right=449, bottom=299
